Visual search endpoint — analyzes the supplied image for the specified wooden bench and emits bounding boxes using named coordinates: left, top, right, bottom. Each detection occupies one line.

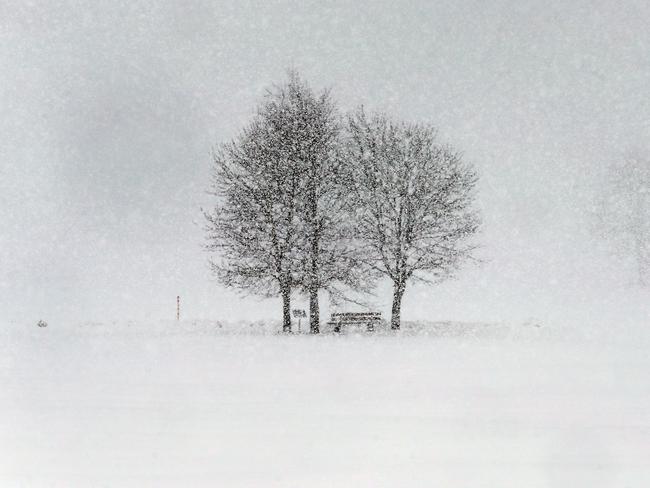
left=327, top=312, right=382, bottom=333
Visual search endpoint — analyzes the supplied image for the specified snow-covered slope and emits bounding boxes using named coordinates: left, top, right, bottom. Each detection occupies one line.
left=1, top=320, right=649, bottom=487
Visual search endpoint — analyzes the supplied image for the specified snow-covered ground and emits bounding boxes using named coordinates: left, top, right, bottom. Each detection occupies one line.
left=1, top=319, right=649, bottom=487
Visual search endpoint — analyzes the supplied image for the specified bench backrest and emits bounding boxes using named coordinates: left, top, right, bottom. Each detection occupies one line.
left=331, top=312, right=381, bottom=322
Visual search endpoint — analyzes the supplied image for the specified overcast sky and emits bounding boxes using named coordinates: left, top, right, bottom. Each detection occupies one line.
left=2, top=0, right=649, bottom=325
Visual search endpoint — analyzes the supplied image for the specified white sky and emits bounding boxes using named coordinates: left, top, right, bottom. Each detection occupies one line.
left=1, top=0, right=649, bottom=324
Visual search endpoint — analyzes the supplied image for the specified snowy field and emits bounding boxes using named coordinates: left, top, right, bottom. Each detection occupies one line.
left=2, top=320, right=649, bottom=487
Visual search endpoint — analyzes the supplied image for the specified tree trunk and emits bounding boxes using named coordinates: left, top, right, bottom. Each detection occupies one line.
left=308, top=193, right=320, bottom=333
left=391, top=283, right=405, bottom=330
left=282, top=286, right=292, bottom=333
left=309, top=288, right=320, bottom=334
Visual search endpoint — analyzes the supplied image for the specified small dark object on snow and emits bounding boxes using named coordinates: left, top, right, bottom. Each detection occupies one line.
left=37, top=320, right=48, bottom=328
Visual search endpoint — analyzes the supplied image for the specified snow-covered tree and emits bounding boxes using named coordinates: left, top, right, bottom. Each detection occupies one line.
left=206, top=72, right=367, bottom=333
left=595, top=153, right=649, bottom=286
left=269, top=72, right=367, bottom=333
left=345, top=109, right=481, bottom=330
left=205, top=94, right=303, bottom=333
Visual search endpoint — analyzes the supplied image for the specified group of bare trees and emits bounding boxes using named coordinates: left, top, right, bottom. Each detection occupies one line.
left=205, top=72, right=480, bottom=333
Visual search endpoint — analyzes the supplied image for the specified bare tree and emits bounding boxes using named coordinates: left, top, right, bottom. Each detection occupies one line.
left=595, top=152, right=649, bottom=286
left=278, top=73, right=368, bottom=333
left=205, top=95, right=302, bottom=333
left=205, top=72, right=368, bottom=333
left=346, top=109, right=481, bottom=330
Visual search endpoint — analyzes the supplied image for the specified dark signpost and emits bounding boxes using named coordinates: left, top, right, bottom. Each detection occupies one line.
left=292, top=309, right=306, bottom=332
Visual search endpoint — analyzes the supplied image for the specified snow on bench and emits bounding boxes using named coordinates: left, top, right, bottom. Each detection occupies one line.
left=327, top=312, right=382, bottom=333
